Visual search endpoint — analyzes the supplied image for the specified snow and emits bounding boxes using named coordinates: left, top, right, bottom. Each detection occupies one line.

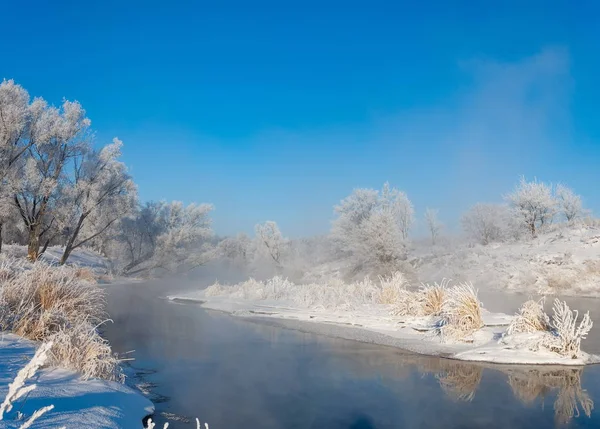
left=170, top=291, right=600, bottom=366
left=0, top=333, right=153, bottom=428
left=411, top=225, right=600, bottom=297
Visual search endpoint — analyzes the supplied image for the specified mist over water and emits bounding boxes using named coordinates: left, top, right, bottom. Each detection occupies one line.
left=103, top=277, right=600, bottom=429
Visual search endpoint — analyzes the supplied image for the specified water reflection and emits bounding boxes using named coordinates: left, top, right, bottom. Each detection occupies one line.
left=506, top=367, right=593, bottom=425
left=412, top=357, right=594, bottom=424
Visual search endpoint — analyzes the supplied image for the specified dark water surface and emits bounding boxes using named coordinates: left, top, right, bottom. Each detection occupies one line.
left=103, top=281, right=600, bottom=429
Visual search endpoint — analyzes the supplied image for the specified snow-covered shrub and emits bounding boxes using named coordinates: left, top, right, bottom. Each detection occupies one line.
left=504, top=298, right=593, bottom=358
left=506, top=298, right=551, bottom=335
left=548, top=299, right=593, bottom=358
left=439, top=283, right=484, bottom=341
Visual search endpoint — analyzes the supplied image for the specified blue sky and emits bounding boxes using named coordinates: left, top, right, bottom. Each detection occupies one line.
left=1, top=1, right=599, bottom=237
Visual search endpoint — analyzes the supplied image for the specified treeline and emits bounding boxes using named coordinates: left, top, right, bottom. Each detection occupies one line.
left=217, top=178, right=588, bottom=280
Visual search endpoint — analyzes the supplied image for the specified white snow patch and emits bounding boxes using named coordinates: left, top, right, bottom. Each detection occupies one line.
left=0, top=334, right=153, bottom=428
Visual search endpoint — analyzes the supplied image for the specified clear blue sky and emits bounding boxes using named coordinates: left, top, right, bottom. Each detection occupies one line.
left=1, top=1, right=599, bottom=237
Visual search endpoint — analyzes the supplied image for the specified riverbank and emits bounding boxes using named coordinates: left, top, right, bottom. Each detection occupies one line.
left=0, top=333, right=153, bottom=428
left=169, top=292, right=600, bottom=366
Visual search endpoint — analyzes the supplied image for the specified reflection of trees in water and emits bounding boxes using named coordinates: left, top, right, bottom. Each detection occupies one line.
left=413, top=358, right=482, bottom=402
left=412, top=357, right=594, bottom=424
left=505, top=367, right=593, bottom=425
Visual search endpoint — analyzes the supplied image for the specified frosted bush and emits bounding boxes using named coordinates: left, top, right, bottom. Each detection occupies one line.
left=504, top=298, right=593, bottom=358
left=548, top=299, right=593, bottom=358
left=507, top=298, right=550, bottom=335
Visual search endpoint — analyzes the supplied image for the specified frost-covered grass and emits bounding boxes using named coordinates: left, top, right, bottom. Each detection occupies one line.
left=505, top=298, right=593, bottom=358
left=0, top=258, right=121, bottom=380
left=206, top=275, right=382, bottom=311
left=438, top=283, right=484, bottom=341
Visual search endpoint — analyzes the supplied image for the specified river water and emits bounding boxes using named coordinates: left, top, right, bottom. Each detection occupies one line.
left=103, top=280, right=600, bottom=429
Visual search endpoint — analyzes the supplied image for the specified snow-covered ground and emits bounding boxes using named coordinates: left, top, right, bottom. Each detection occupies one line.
left=412, top=226, right=600, bottom=297
left=169, top=290, right=600, bottom=366
left=0, top=334, right=153, bottom=428
left=1, top=245, right=110, bottom=275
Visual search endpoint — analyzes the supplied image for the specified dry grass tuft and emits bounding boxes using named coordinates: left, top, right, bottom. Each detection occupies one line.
left=0, top=260, right=121, bottom=380
left=74, top=267, right=97, bottom=283
left=378, top=272, right=408, bottom=304
left=507, top=298, right=551, bottom=335
left=47, top=323, right=122, bottom=381
left=439, top=283, right=484, bottom=341
left=420, top=279, right=449, bottom=316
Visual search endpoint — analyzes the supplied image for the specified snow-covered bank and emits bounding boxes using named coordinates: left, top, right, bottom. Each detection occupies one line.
left=0, top=334, right=153, bottom=428
left=169, top=289, right=600, bottom=366
left=413, top=226, right=600, bottom=297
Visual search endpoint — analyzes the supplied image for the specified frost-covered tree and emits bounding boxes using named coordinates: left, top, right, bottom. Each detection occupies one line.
left=0, top=80, right=31, bottom=182
left=505, top=177, right=556, bottom=237
left=115, top=201, right=214, bottom=275
left=381, top=182, right=414, bottom=239
left=358, top=208, right=405, bottom=273
left=218, top=233, right=252, bottom=266
left=424, top=208, right=442, bottom=245
left=461, top=203, right=513, bottom=245
left=555, top=184, right=582, bottom=223
left=254, top=221, right=287, bottom=266
left=0, top=80, right=33, bottom=249
left=331, top=183, right=412, bottom=274
left=12, top=99, right=90, bottom=260
left=56, top=138, right=137, bottom=265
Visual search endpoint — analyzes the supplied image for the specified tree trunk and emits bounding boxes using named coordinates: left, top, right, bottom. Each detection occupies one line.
left=0, top=223, right=3, bottom=254
left=60, top=243, right=73, bottom=265
left=27, top=224, right=41, bottom=261
left=60, top=214, right=86, bottom=265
